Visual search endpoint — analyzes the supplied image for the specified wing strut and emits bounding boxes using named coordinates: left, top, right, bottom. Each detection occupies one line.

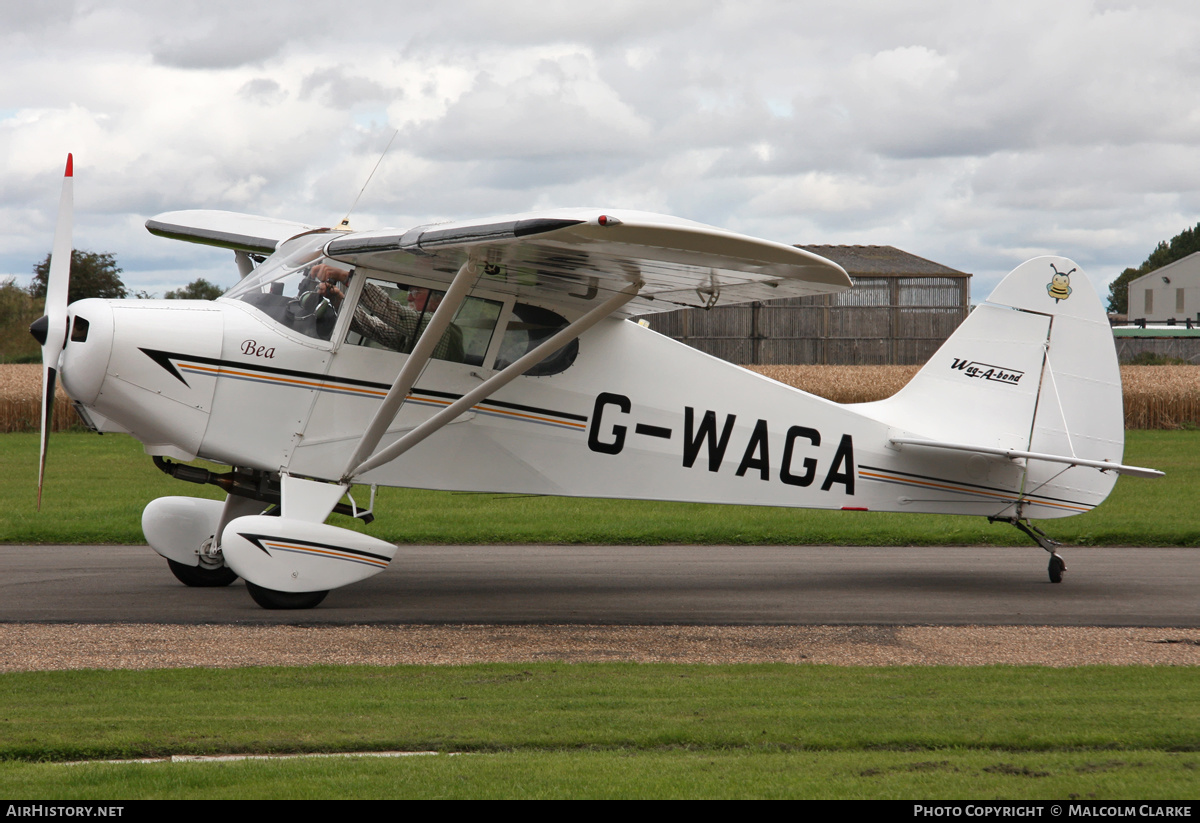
left=341, top=258, right=481, bottom=479
left=343, top=280, right=643, bottom=482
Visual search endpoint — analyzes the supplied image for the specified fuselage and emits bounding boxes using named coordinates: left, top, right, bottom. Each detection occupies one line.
left=57, top=263, right=1105, bottom=520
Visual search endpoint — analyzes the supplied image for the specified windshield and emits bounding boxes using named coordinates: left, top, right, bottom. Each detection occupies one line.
left=224, top=231, right=347, bottom=341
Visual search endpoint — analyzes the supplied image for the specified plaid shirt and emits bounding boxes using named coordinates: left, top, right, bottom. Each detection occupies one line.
left=351, top=282, right=464, bottom=362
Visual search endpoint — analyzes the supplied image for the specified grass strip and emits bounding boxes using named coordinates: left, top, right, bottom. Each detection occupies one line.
left=2, top=664, right=1197, bottom=761
left=3, top=750, right=1197, bottom=799
left=2, top=431, right=1198, bottom=546
left=1, top=664, right=1197, bottom=799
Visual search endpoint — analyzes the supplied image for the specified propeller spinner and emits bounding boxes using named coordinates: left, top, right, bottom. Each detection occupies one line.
left=31, top=154, right=73, bottom=510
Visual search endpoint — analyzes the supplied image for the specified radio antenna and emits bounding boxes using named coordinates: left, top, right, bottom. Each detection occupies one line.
left=339, top=127, right=400, bottom=230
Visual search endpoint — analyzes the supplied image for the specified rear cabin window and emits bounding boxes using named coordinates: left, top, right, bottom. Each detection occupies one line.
left=495, top=303, right=578, bottom=376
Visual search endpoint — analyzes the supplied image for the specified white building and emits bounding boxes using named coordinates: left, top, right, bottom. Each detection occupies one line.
left=1127, top=251, right=1200, bottom=322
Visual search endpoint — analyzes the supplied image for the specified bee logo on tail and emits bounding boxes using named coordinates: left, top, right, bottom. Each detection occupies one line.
left=1047, top=263, right=1074, bottom=303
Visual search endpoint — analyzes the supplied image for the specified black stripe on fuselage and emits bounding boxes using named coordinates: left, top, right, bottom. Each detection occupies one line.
left=139, top=347, right=587, bottom=423
left=858, top=463, right=1092, bottom=509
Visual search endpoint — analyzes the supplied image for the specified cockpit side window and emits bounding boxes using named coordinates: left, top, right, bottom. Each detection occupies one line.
left=344, top=277, right=502, bottom=366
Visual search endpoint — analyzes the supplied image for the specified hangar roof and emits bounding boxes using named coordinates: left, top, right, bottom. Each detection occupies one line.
left=797, top=245, right=970, bottom=278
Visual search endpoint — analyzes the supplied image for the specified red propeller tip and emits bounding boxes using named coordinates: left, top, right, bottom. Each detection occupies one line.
left=65, top=154, right=73, bottom=178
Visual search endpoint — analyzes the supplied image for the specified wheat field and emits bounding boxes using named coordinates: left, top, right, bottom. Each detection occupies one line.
left=1116, top=366, right=1200, bottom=429
left=0, top=364, right=81, bottom=433
left=747, top=365, right=1200, bottom=430
left=1, top=363, right=1197, bottom=432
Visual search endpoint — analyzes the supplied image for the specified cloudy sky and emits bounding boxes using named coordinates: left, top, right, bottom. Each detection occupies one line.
left=3, top=0, right=1200, bottom=303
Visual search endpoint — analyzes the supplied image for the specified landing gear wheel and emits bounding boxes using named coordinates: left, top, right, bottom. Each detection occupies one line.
left=990, top=517, right=1068, bottom=584
left=1048, top=553, right=1066, bottom=584
left=245, top=581, right=329, bottom=610
left=167, top=558, right=238, bottom=587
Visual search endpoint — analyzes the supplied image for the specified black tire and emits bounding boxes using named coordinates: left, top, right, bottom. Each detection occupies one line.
left=245, top=581, right=329, bottom=610
left=167, top=558, right=238, bottom=587
left=1048, top=554, right=1066, bottom=584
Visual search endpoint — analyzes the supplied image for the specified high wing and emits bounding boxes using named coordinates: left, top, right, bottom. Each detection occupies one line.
left=322, top=209, right=846, bottom=478
left=146, top=210, right=322, bottom=256
left=323, top=208, right=850, bottom=316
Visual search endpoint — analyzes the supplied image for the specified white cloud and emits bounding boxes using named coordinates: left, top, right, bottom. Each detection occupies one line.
left=4, top=0, right=1200, bottom=302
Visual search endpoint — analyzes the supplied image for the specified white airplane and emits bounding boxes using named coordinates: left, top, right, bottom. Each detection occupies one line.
left=33, top=155, right=1161, bottom=608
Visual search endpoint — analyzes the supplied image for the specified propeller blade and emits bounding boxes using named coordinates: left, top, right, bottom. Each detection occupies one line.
left=36, top=362, right=58, bottom=511
left=35, top=153, right=73, bottom=510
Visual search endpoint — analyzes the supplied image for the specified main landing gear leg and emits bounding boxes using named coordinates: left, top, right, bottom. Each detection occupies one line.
left=989, top=516, right=1066, bottom=583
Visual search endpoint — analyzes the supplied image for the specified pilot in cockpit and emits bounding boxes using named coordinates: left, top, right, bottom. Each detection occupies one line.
left=311, top=264, right=464, bottom=362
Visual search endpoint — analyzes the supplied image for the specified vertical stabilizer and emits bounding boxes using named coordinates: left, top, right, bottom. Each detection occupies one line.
left=856, top=256, right=1123, bottom=517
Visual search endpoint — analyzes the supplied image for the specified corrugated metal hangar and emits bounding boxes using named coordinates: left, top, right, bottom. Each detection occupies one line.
left=643, top=245, right=971, bottom=365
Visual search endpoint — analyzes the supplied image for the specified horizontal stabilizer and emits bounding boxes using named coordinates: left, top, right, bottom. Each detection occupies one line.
left=890, top=437, right=1164, bottom=478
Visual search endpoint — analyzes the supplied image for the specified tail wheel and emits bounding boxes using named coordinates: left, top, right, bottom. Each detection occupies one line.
left=166, top=558, right=238, bottom=587
left=1048, top=553, right=1066, bottom=584
left=245, top=581, right=329, bottom=610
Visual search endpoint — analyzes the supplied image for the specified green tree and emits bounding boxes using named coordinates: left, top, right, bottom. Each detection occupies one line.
left=28, top=250, right=127, bottom=304
left=1109, top=222, right=1200, bottom=313
left=0, top=277, right=42, bottom=363
left=1106, top=267, right=1141, bottom=315
left=164, top=278, right=225, bottom=300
